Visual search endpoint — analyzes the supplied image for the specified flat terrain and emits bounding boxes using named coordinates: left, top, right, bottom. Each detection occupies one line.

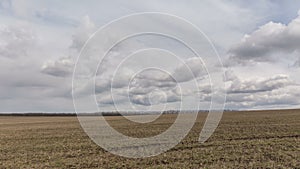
left=0, top=110, right=299, bottom=168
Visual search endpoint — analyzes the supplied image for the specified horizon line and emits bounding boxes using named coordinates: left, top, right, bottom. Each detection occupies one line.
left=0, top=108, right=299, bottom=116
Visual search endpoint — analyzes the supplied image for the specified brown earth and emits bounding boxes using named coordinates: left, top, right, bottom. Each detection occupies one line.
left=0, top=109, right=299, bottom=168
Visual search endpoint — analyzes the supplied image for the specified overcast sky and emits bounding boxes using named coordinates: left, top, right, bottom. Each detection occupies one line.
left=1, top=0, right=300, bottom=113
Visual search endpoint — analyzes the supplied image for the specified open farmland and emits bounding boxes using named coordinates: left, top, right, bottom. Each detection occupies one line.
left=0, top=109, right=299, bottom=168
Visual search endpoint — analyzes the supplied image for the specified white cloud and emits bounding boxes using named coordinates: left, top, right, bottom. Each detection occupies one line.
left=221, top=10, right=300, bottom=109
left=172, top=57, right=207, bottom=82
left=1, top=1, right=300, bottom=112
left=226, top=85, right=300, bottom=109
left=0, top=24, right=36, bottom=58
left=129, top=89, right=180, bottom=106
left=224, top=70, right=300, bottom=109
left=227, top=74, right=293, bottom=94
left=228, top=12, right=300, bottom=64
left=97, top=92, right=127, bottom=105
left=40, top=15, right=96, bottom=78
left=41, top=57, right=73, bottom=77
left=2, top=0, right=31, bottom=17
left=70, top=15, right=96, bottom=51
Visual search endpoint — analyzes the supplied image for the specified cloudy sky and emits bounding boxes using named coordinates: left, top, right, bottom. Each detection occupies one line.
left=1, top=0, right=300, bottom=113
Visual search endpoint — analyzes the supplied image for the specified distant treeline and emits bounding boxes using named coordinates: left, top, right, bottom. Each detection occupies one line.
left=0, top=110, right=219, bottom=116
left=1, top=109, right=299, bottom=116
left=0, top=113, right=77, bottom=116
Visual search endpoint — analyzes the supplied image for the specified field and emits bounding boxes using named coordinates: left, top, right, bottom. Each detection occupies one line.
left=0, top=109, right=299, bottom=168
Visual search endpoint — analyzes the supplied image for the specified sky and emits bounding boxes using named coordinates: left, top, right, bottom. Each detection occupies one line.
left=0, top=0, right=300, bottom=113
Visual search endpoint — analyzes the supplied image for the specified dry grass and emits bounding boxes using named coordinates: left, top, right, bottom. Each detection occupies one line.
left=0, top=109, right=299, bottom=168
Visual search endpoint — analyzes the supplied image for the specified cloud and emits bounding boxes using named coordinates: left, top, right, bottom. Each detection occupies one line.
left=41, top=57, right=73, bottom=77
left=94, top=58, right=205, bottom=106
left=0, top=25, right=36, bottom=58
left=227, top=74, right=293, bottom=94
left=171, top=57, right=207, bottom=82
left=74, top=67, right=134, bottom=96
left=40, top=15, right=96, bottom=78
left=224, top=70, right=300, bottom=109
left=0, top=0, right=31, bottom=17
left=95, top=70, right=181, bottom=106
left=127, top=69, right=180, bottom=106
left=70, top=15, right=96, bottom=51
left=227, top=11, right=300, bottom=64
left=97, top=92, right=127, bottom=105
left=129, top=89, right=180, bottom=106
left=1, top=1, right=300, bottom=112
left=96, top=68, right=181, bottom=106
left=224, top=69, right=237, bottom=82
left=34, top=8, right=78, bottom=27
left=226, top=85, right=300, bottom=109
left=0, top=0, right=11, bottom=11
left=294, top=58, right=300, bottom=67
